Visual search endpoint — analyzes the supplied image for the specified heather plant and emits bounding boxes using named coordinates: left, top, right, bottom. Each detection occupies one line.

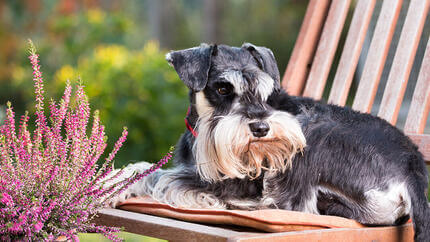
left=0, top=41, right=172, bottom=241
left=11, top=42, right=187, bottom=169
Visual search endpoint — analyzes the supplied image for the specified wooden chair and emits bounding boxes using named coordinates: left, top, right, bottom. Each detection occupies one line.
left=95, top=0, right=430, bottom=241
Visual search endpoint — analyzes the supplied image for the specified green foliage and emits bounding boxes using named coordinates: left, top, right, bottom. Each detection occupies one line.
left=53, top=42, right=188, bottom=167
left=1, top=7, right=140, bottom=116
left=1, top=6, right=188, bottom=167
left=79, top=232, right=166, bottom=242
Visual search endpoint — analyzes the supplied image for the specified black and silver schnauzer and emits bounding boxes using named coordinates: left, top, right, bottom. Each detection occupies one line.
left=109, top=43, right=430, bottom=241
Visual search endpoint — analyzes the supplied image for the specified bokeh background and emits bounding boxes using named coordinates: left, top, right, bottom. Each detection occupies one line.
left=1, top=0, right=429, bottom=240
left=0, top=0, right=307, bottom=168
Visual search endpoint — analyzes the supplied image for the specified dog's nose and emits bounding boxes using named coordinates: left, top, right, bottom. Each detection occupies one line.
left=249, top=121, right=270, bottom=137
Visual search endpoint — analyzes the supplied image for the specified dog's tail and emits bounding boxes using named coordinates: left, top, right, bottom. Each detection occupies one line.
left=407, top=172, right=430, bottom=242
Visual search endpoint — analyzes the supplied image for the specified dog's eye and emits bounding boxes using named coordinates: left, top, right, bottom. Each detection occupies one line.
left=217, top=87, right=232, bottom=96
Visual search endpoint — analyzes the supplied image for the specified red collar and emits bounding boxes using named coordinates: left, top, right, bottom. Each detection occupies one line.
left=185, top=107, right=198, bottom=137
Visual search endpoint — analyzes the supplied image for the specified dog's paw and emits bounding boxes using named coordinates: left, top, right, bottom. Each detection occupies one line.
left=101, top=161, right=156, bottom=208
left=105, top=189, right=138, bottom=208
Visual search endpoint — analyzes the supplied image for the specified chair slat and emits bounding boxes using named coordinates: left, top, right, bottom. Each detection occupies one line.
left=302, top=0, right=352, bottom=100
left=328, top=0, right=376, bottom=106
left=407, top=134, right=430, bottom=164
left=377, top=0, right=430, bottom=125
left=352, top=0, right=403, bottom=113
left=404, top=38, right=430, bottom=134
left=282, top=0, right=330, bottom=96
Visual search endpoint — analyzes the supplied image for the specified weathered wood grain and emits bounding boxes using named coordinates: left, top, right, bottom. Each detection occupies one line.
left=233, top=224, right=414, bottom=242
left=94, top=208, right=257, bottom=242
left=282, top=0, right=330, bottom=96
left=352, top=0, right=403, bottom=113
left=377, top=0, right=430, bottom=125
left=94, top=209, right=418, bottom=242
left=404, top=37, right=430, bottom=134
left=328, top=0, right=376, bottom=106
left=303, top=0, right=352, bottom=100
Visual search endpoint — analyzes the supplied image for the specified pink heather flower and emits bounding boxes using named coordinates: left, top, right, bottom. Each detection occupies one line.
left=0, top=193, right=13, bottom=206
left=18, top=214, right=27, bottom=223
left=34, top=221, right=43, bottom=232
left=0, top=40, right=171, bottom=241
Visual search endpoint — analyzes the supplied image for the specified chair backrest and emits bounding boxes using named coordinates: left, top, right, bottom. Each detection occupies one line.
left=281, top=0, right=430, bottom=164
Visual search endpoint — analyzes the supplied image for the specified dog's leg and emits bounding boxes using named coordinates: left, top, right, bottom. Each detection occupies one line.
left=407, top=175, right=430, bottom=242
left=105, top=162, right=226, bottom=209
left=103, top=161, right=162, bottom=207
left=149, top=167, right=227, bottom=209
left=318, top=183, right=411, bottom=225
left=316, top=190, right=359, bottom=220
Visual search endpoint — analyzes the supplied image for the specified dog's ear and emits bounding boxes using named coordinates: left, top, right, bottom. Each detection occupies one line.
left=242, top=43, right=280, bottom=85
left=166, top=44, right=216, bottom=92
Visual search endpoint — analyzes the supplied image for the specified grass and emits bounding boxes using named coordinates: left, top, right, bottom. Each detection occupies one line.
left=79, top=232, right=166, bottom=242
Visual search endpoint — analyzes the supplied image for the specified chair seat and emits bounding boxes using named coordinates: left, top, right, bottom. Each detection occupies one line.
left=93, top=197, right=416, bottom=242
left=117, top=196, right=367, bottom=232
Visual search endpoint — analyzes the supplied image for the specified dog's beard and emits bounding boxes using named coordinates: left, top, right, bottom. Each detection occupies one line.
left=193, top=111, right=306, bottom=182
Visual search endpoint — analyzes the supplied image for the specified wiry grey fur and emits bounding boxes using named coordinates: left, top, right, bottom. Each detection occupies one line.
left=108, top=43, right=430, bottom=242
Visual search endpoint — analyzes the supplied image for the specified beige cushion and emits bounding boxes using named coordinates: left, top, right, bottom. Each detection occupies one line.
left=117, top=196, right=381, bottom=233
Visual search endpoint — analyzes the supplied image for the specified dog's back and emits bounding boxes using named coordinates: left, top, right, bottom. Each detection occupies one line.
left=267, top=94, right=429, bottom=234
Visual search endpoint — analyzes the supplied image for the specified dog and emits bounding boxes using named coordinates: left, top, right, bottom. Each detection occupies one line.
left=108, top=43, right=430, bottom=241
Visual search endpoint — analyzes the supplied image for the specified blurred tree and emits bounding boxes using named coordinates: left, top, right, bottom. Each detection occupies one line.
left=148, top=0, right=176, bottom=48
left=203, top=0, right=223, bottom=43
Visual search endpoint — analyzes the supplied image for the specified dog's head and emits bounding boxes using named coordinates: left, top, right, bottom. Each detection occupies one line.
left=166, top=43, right=306, bottom=182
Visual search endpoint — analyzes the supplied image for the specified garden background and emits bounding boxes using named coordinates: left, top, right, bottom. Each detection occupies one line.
left=0, top=0, right=307, bottom=169
left=1, top=0, right=429, bottom=240
left=1, top=0, right=429, bottom=203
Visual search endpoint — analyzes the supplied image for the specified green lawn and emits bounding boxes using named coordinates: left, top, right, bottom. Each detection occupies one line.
left=79, top=232, right=166, bottom=242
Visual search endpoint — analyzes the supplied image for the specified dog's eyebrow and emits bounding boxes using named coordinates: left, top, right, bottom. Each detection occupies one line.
left=255, top=72, right=275, bottom=101
left=220, top=70, right=246, bottom=95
